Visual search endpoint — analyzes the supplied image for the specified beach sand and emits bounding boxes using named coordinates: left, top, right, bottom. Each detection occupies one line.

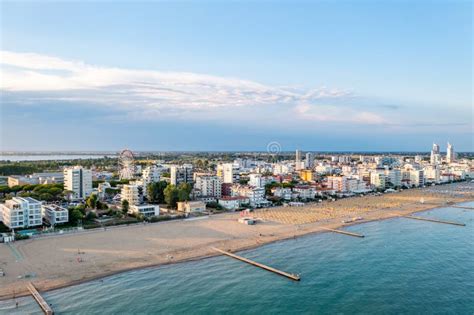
left=0, top=182, right=472, bottom=300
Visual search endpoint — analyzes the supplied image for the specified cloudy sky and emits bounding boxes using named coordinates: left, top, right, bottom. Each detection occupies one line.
left=0, top=1, right=472, bottom=152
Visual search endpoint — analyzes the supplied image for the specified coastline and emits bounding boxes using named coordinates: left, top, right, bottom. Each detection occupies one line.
left=1, top=195, right=472, bottom=302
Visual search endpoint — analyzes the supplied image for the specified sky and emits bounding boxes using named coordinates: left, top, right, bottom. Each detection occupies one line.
left=0, top=1, right=472, bottom=152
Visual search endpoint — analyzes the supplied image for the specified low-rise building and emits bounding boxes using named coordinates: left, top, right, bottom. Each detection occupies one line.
left=230, top=185, right=268, bottom=207
left=271, top=187, right=293, bottom=200
left=7, top=176, right=39, bottom=187
left=218, top=196, right=250, bottom=210
left=293, top=185, right=317, bottom=200
left=0, top=197, right=42, bottom=229
left=129, top=204, right=160, bottom=217
left=177, top=201, right=206, bottom=214
left=42, top=204, right=69, bottom=226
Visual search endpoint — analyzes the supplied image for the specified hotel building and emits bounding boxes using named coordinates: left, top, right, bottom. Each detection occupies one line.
left=64, top=166, right=93, bottom=200
left=0, top=197, right=42, bottom=229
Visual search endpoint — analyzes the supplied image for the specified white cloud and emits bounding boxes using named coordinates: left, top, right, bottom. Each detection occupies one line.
left=294, top=104, right=387, bottom=125
left=0, top=50, right=353, bottom=113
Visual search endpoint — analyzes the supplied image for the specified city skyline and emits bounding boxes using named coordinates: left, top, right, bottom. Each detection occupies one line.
left=1, top=1, right=472, bottom=151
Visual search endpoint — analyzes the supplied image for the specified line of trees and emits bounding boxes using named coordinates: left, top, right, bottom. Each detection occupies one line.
left=0, top=183, right=66, bottom=202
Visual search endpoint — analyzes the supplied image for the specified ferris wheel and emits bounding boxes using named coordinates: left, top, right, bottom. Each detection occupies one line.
left=119, top=149, right=135, bottom=180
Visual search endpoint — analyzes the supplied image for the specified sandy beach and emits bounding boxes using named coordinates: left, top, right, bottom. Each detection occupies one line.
left=1, top=182, right=472, bottom=300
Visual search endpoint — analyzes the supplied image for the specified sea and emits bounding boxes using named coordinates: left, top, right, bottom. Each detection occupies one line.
left=1, top=202, right=473, bottom=314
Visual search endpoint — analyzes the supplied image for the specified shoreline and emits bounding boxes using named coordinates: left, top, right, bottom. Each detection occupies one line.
left=1, top=197, right=472, bottom=302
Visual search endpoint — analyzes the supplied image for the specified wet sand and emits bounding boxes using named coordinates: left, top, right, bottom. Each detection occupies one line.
left=0, top=182, right=472, bottom=300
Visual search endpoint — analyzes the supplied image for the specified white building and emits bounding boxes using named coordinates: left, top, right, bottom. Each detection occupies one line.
left=271, top=187, right=293, bottom=200
left=194, top=175, right=222, bottom=198
left=326, top=176, right=348, bottom=192
left=218, top=196, right=250, bottom=210
left=129, top=204, right=159, bottom=217
left=170, top=164, right=194, bottom=186
left=0, top=197, right=42, bottom=229
left=64, top=166, right=93, bottom=200
left=293, top=186, right=317, bottom=199
left=98, top=182, right=112, bottom=200
left=305, top=152, right=314, bottom=169
left=121, top=184, right=142, bottom=206
left=370, top=172, right=386, bottom=189
left=272, top=163, right=293, bottom=175
left=385, top=169, right=402, bottom=187
left=409, top=170, right=425, bottom=187
left=447, top=142, right=456, bottom=163
left=424, top=166, right=440, bottom=183
left=142, top=165, right=161, bottom=184
left=430, top=143, right=440, bottom=165
left=231, top=185, right=268, bottom=207
left=42, top=204, right=68, bottom=226
left=218, top=163, right=239, bottom=184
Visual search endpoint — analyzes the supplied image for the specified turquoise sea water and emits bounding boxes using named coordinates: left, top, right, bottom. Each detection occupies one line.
left=1, top=203, right=473, bottom=314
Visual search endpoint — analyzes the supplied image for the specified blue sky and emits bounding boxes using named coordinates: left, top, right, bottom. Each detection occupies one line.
left=0, top=1, right=472, bottom=152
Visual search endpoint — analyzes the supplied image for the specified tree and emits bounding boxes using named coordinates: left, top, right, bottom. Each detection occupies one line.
left=164, top=185, right=179, bottom=208
left=75, top=204, right=86, bottom=215
left=69, top=209, right=84, bottom=224
left=147, top=181, right=168, bottom=204
left=177, top=183, right=192, bottom=202
left=122, top=199, right=129, bottom=214
left=86, top=194, right=98, bottom=209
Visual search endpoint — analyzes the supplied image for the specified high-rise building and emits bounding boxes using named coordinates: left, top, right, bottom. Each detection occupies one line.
left=305, top=152, right=314, bottom=169
left=170, top=165, right=194, bottom=186
left=0, top=197, right=42, bottom=229
left=430, top=143, right=440, bottom=165
left=217, top=163, right=239, bottom=184
left=447, top=142, right=455, bottom=163
left=194, top=175, right=222, bottom=198
left=64, top=166, right=92, bottom=200
left=142, top=165, right=161, bottom=184
left=295, top=150, right=303, bottom=170
left=295, top=150, right=302, bottom=163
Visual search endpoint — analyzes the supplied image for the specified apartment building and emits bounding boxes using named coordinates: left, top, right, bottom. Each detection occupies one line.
left=170, top=165, right=194, bottom=186
left=326, top=176, right=347, bottom=192
left=142, top=165, right=161, bottom=184
left=230, top=185, right=268, bottom=207
left=370, top=172, right=386, bottom=189
left=271, top=187, right=293, bottom=200
left=293, top=185, right=317, bottom=200
left=385, top=169, right=402, bottom=187
left=42, top=204, right=69, bottom=226
left=121, top=184, right=142, bottom=206
left=0, top=197, right=42, bottom=229
left=194, top=175, right=222, bottom=198
left=218, top=163, right=239, bottom=184
left=64, top=166, right=92, bottom=200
